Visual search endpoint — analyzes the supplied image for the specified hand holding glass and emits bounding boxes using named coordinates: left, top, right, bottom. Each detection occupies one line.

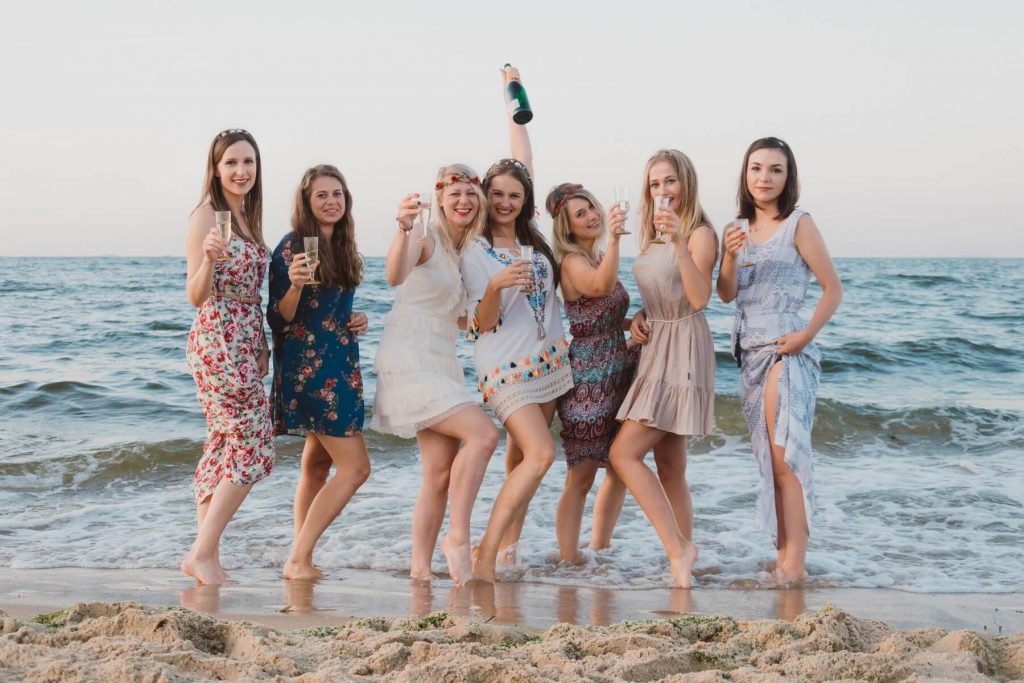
left=650, top=196, right=671, bottom=244
left=613, top=186, right=631, bottom=235
left=214, top=211, right=232, bottom=259
left=518, top=244, right=535, bottom=293
left=416, top=192, right=432, bottom=242
left=303, top=236, right=320, bottom=286
left=727, top=219, right=753, bottom=267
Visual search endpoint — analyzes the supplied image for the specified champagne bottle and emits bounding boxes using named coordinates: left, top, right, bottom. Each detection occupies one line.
left=504, top=63, right=533, bottom=125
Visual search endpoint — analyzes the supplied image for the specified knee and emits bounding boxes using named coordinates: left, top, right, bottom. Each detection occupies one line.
left=654, top=453, right=685, bottom=479
left=351, top=460, right=372, bottom=487
left=475, top=425, right=500, bottom=455
left=526, top=445, right=556, bottom=478
left=302, top=458, right=332, bottom=484
left=424, top=469, right=451, bottom=495
left=566, top=467, right=597, bottom=493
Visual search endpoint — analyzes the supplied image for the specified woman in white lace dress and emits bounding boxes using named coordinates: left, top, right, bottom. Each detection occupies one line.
left=372, top=165, right=499, bottom=586
left=716, top=137, right=842, bottom=585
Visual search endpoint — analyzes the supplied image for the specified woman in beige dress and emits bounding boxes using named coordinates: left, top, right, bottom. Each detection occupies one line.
left=608, top=149, right=717, bottom=589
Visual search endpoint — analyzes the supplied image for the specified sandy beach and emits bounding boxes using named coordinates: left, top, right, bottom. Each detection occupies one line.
left=1, top=568, right=1022, bottom=681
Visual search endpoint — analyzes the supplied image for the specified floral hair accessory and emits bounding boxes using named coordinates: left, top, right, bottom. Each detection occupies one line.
left=487, top=158, right=531, bottom=180
left=554, top=184, right=584, bottom=212
left=435, top=173, right=482, bottom=191
left=217, top=128, right=250, bottom=138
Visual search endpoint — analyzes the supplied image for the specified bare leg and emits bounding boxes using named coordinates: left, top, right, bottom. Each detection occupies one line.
left=283, top=433, right=370, bottom=580
left=764, top=360, right=808, bottom=584
left=609, top=421, right=698, bottom=588
left=555, top=459, right=599, bottom=563
left=653, top=435, right=693, bottom=540
left=497, top=433, right=526, bottom=561
left=428, top=406, right=498, bottom=586
left=473, top=401, right=557, bottom=582
left=411, top=430, right=457, bottom=582
left=181, top=479, right=252, bottom=585
left=589, top=466, right=627, bottom=549
left=294, top=435, right=332, bottom=540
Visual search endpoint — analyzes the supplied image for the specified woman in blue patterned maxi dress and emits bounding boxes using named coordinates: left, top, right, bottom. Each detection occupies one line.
left=716, top=137, right=842, bottom=585
left=268, top=164, right=370, bottom=581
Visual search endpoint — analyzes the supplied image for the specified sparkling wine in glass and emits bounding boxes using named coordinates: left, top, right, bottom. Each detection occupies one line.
left=613, top=186, right=631, bottom=235
left=518, top=244, right=535, bottom=293
left=214, top=211, right=232, bottom=259
left=416, top=192, right=432, bottom=242
left=303, top=236, right=320, bottom=286
left=649, top=196, right=671, bottom=244
left=728, top=218, right=754, bottom=267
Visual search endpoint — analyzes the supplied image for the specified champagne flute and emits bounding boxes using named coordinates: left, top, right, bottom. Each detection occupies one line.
left=649, top=196, right=671, bottom=244
left=727, top=218, right=754, bottom=267
left=518, top=244, right=535, bottom=293
left=613, top=186, right=632, bottom=236
left=416, top=192, right=432, bottom=242
left=214, top=211, right=232, bottom=259
left=303, top=236, right=320, bottom=286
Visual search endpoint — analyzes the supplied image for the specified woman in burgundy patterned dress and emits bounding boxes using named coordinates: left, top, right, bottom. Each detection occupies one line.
left=182, top=129, right=274, bottom=586
left=548, top=184, right=639, bottom=564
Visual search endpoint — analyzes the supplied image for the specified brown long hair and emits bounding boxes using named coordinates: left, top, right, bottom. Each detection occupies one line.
left=640, top=149, right=716, bottom=258
left=196, top=129, right=265, bottom=247
left=290, top=164, right=363, bottom=290
left=482, top=158, right=559, bottom=287
left=737, top=137, right=800, bottom=221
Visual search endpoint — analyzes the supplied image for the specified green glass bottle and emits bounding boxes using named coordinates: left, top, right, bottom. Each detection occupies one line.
left=504, top=63, right=533, bottom=125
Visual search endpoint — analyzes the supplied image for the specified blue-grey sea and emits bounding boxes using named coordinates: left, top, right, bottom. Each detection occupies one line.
left=1, top=257, right=1022, bottom=593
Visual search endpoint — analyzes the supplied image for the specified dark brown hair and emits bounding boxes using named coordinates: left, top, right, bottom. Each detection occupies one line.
left=737, top=137, right=799, bottom=221
left=197, top=129, right=265, bottom=247
left=290, top=164, right=363, bottom=290
left=483, top=158, right=559, bottom=287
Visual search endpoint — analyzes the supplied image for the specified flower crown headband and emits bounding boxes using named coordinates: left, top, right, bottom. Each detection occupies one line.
left=553, top=184, right=584, bottom=212
left=435, top=173, right=482, bottom=191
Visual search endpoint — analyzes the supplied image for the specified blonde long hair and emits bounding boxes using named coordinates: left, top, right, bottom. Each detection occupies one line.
left=547, top=183, right=606, bottom=265
left=639, top=149, right=715, bottom=256
left=432, top=163, right=487, bottom=262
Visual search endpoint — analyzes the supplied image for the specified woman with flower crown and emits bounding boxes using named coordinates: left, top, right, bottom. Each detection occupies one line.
left=371, top=165, right=499, bottom=587
left=460, top=66, right=574, bottom=583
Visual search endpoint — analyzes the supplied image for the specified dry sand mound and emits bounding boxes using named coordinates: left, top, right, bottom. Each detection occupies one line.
left=1, top=602, right=1021, bottom=682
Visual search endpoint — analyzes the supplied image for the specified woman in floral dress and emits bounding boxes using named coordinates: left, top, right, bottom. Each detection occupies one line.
left=268, top=164, right=370, bottom=581
left=547, top=183, right=639, bottom=564
left=183, top=128, right=274, bottom=586
left=716, top=137, right=842, bottom=585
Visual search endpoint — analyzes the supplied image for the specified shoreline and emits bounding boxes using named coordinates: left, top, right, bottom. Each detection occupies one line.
left=2, top=567, right=1021, bottom=634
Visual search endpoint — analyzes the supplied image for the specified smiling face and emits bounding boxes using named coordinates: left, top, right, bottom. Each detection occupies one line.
left=566, top=197, right=603, bottom=243
left=309, top=176, right=346, bottom=228
left=487, top=173, right=525, bottom=227
left=441, top=182, right=481, bottom=230
left=647, top=160, right=683, bottom=213
left=216, top=140, right=258, bottom=198
left=745, top=148, right=788, bottom=207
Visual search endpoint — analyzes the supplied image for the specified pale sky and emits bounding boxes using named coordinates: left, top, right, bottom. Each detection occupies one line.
left=2, top=0, right=1021, bottom=258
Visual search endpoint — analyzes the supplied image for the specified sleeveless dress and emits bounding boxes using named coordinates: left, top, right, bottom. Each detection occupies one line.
left=732, top=208, right=820, bottom=544
left=460, top=237, right=573, bottom=423
left=371, top=231, right=475, bottom=438
left=185, top=235, right=274, bottom=505
left=267, top=233, right=364, bottom=438
left=557, top=280, right=640, bottom=467
left=616, top=241, right=715, bottom=435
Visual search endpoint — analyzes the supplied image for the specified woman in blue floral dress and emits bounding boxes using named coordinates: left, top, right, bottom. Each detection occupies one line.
left=268, top=164, right=370, bottom=581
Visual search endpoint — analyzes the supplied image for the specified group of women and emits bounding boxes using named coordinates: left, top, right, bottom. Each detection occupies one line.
left=181, top=68, right=842, bottom=589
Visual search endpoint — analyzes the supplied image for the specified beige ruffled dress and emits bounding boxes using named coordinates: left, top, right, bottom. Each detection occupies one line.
left=616, top=242, right=715, bottom=435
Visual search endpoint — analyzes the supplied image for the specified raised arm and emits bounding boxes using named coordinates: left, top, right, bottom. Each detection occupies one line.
left=503, top=66, right=534, bottom=178
left=385, top=193, right=431, bottom=286
left=561, top=206, right=626, bottom=301
left=716, top=223, right=744, bottom=303
left=185, top=205, right=227, bottom=308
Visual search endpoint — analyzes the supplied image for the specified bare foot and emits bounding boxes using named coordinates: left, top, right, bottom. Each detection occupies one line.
left=774, top=567, right=807, bottom=586
left=181, top=554, right=229, bottom=585
left=668, top=542, right=699, bottom=589
left=471, top=546, right=496, bottom=584
left=282, top=559, right=325, bottom=580
left=496, top=543, right=518, bottom=567
left=409, top=567, right=437, bottom=582
left=440, top=534, right=472, bottom=587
